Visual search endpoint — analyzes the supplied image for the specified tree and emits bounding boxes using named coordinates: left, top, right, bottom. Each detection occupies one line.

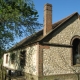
left=0, top=1, right=42, bottom=79
left=0, top=0, right=42, bottom=51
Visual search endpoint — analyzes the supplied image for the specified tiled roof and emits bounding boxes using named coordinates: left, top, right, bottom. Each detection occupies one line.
left=9, top=30, right=43, bottom=51
left=9, top=12, right=79, bottom=51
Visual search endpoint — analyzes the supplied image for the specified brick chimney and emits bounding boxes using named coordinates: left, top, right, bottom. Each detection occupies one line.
left=43, top=3, right=52, bottom=36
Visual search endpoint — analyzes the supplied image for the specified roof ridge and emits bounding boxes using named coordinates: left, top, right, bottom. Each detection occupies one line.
left=40, top=12, right=79, bottom=41
left=52, top=12, right=78, bottom=29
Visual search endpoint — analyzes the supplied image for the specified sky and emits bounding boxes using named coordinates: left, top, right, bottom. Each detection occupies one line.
left=12, top=0, right=80, bottom=47
left=33, top=0, right=80, bottom=24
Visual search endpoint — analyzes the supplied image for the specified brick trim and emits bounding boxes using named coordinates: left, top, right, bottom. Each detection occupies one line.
left=70, top=35, right=80, bottom=45
left=37, top=42, right=50, bottom=77
left=70, top=35, right=80, bottom=66
left=38, top=44, right=43, bottom=76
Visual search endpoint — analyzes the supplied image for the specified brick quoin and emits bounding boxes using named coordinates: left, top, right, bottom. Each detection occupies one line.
left=38, top=44, right=50, bottom=77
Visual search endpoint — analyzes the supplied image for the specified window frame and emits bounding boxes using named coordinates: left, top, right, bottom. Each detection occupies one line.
left=6, top=54, right=8, bottom=64
left=71, top=35, right=80, bottom=66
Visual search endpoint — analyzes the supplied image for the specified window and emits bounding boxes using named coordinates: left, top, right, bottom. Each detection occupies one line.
left=6, top=54, right=8, bottom=63
left=10, top=53, right=15, bottom=64
left=7, top=70, right=24, bottom=77
left=72, top=38, right=80, bottom=65
left=20, top=50, right=26, bottom=68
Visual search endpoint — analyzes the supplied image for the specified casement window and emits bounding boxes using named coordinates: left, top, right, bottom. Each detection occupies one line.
left=10, top=53, right=15, bottom=64
left=20, top=50, right=26, bottom=67
left=6, top=54, right=8, bottom=63
left=72, top=38, right=80, bottom=65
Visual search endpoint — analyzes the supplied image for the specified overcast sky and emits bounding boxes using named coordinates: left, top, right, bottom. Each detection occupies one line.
left=34, top=0, right=80, bottom=24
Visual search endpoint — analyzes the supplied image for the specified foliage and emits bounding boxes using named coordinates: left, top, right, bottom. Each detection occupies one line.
left=0, top=48, right=6, bottom=58
left=0, top=0, right=42, bottom=50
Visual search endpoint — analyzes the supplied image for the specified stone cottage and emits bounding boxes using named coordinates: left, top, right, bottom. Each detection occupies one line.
left=3, top=3, right=80, bottom=80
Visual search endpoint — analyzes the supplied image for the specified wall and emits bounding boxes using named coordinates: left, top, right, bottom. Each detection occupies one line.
left=49, top=16, right=80, bottom=45
left=3, top=44, right=38, bottom=77
left=43, top=16, right=80, bottom=76
left=3, top=51, right=20, bottom=70
left=24, top=44, right=38, bottom=76
left=42, top=74, right=79, bottom=80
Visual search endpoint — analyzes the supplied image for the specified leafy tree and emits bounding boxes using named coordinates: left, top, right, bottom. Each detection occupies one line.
left=0, top=0, right=42, bottom=51
left=0, top=48, right=5, bottom=59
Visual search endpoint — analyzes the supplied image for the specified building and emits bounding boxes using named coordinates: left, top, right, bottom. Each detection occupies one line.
left=3, top=3, right=80, bottom=80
